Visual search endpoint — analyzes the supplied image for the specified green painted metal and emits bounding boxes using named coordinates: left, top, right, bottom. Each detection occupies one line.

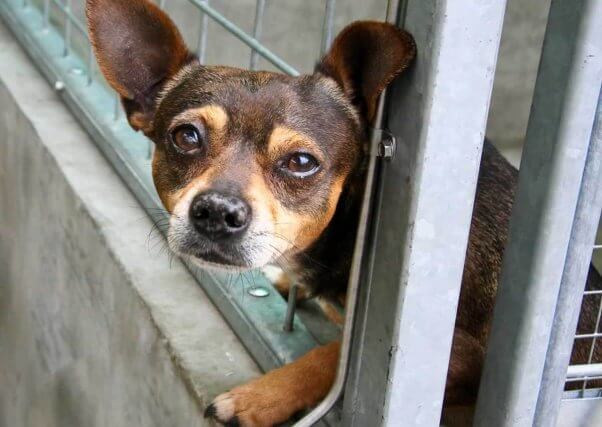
left=0, top=0, right=337, bottom=374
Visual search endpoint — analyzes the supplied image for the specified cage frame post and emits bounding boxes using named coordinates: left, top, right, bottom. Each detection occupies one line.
left=341, top=1, right=507, bottom=425
left=474, top=1, right=602, bottom=426
left=534, top=90, right=602, bottom=426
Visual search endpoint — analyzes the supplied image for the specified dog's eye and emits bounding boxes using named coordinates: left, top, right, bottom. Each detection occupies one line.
left=171, top=125, right=203, bottom=153
left=279, top=152, right=320, bottom=177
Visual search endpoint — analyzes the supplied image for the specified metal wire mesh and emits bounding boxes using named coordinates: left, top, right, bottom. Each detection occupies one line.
left=23, top=0, right=351, bottom=155
left=31, top=0, right=348, bottom=76
left=566, top=227, right=602, bottom=396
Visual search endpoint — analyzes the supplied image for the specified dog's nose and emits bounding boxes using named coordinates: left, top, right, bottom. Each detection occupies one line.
left=189, top=191, right=251, bottom=240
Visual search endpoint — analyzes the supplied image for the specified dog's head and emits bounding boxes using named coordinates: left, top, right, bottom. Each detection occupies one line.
left=87, top=0, right=415, bottom=270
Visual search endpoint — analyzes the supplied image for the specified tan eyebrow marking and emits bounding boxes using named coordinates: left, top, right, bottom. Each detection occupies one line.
left=166, top=165, right=219, bottom=214
left=170, top=105, right=229, bottom=134
left=267, top=126, right=323, bottom=160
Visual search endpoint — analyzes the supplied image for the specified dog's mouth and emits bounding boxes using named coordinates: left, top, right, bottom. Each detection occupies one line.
left=172, top=238, right=252, bottom=271
left=167, top=220, right=282, bottom=272
left=187, top=245, right=251, bottom=271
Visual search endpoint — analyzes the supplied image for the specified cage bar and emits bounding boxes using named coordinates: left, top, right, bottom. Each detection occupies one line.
left=567, top=363, right=602, bottom=379
left=584, top=292, right=602, bottom=391
left=575, top=332, right=602, bottom=340
left=113, top=93, right=120, bottom=121
left=319, top=0, right=336, bottom=55
left=42, top=0, right=49, bottom=28
left=86, top=46, right=94, bottom=85
left=249, top=0, right=266, bottom=70
left=196, top=0, right=209, bottom=64
left=340, top=1, right=507, bottom=426
left=50, top=0, right=88, bottom=37
left=474, top=2, right=602, bottom=426
left=62, top=0, right=71, bottom=56
left=565, top=376, right=602, bottom=383
left=283, top=283, right=297, bottom=332
left=534, top=88, right=602, bottom=426
left=186, top=0, right=299, bottom=76
left=587, top=286, right=602, bottom=354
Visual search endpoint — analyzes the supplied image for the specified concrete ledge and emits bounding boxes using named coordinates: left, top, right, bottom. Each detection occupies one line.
left=0, top=21, right=259, bottom=427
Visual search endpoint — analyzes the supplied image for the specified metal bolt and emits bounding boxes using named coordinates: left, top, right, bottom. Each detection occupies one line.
left=69, top=67, right=84, bottom=76
left=248, top=286, right=270, bottom=297
left=378, top=134, right=396, bottom=159
left=283, top=283, right=298, bottom=332
left=54, top=81, right=65, bottom=92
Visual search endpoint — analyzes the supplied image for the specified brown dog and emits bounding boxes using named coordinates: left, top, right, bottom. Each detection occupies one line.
left=86, top=1, right=601, bottom=426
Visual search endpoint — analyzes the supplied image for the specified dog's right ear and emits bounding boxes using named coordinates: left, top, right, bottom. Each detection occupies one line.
left=317, top=21, right=416, bottom=125
left=86, top=0, right=192, bottom=134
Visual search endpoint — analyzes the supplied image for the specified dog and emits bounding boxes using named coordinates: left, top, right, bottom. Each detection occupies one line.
left=86, top=1, right=601, bottom=426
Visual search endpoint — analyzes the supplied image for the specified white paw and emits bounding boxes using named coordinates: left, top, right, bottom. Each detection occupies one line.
left=205, top=392, right=236, bottom=424
left=261, top=264, right=285, bottom=283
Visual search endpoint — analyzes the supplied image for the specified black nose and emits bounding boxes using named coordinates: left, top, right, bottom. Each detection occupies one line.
left=189, top=191, right=251, bottom=240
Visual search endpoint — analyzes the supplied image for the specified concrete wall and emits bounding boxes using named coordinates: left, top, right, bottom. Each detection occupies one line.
left=0, top=21, right=260, bottom=427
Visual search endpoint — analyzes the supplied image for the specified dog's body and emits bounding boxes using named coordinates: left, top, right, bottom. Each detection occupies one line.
left=86, top=1, right=601, bottom=425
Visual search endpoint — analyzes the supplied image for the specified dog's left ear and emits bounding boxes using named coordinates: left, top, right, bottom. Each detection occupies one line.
left=86, top=0, right=192, bottom=133
left=317, top=21, right=416, bottom=124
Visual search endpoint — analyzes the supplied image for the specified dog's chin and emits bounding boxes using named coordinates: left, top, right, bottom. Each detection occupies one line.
left=167, top=223, right=281, bottom=271
left=169, top=239, right=270, bottom=272
left=182, top=255, right=248, bottom=273
left=184, top=251, right=255, bottom=272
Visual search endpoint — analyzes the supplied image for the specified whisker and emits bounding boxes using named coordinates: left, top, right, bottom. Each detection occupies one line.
left=257, top=231, right=332, bottom=271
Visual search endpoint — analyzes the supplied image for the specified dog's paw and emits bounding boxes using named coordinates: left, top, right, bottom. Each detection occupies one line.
left=261, top=265, right=310, bottom=302
left=204, top=393, right=240, bottom=426
left=205, top=379, right=303, bottom=427
left=205, top=386, right=289, bottom=427
left=261, top=265, right=286, bottom=284
left=205, top=342, right=338, bottom=426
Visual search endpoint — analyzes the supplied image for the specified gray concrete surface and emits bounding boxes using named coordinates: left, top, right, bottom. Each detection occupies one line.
left=0, top=21, right=260, bottom=427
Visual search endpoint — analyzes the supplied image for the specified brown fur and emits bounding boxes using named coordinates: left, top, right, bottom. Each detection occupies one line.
left=86, top=0, right=192, bottom=133
left=318, top=22, right=416, bottom=123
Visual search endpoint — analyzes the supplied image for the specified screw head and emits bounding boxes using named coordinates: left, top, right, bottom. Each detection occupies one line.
left=69, top=67, right=84, bottom=76
left=54, top=81, right=65, bottom=91
left=248, top=286, right=270, bottom=297
left=378, top=135, right=396, bottom=159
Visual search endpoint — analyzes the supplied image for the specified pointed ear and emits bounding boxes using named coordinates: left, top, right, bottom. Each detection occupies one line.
left=86, top=0, right=192, bottom=133
left=317, top=21, right=416, bottom=124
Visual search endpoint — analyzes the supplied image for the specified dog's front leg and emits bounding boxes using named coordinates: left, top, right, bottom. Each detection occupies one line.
left=205, top=341, right=339, bottom=427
